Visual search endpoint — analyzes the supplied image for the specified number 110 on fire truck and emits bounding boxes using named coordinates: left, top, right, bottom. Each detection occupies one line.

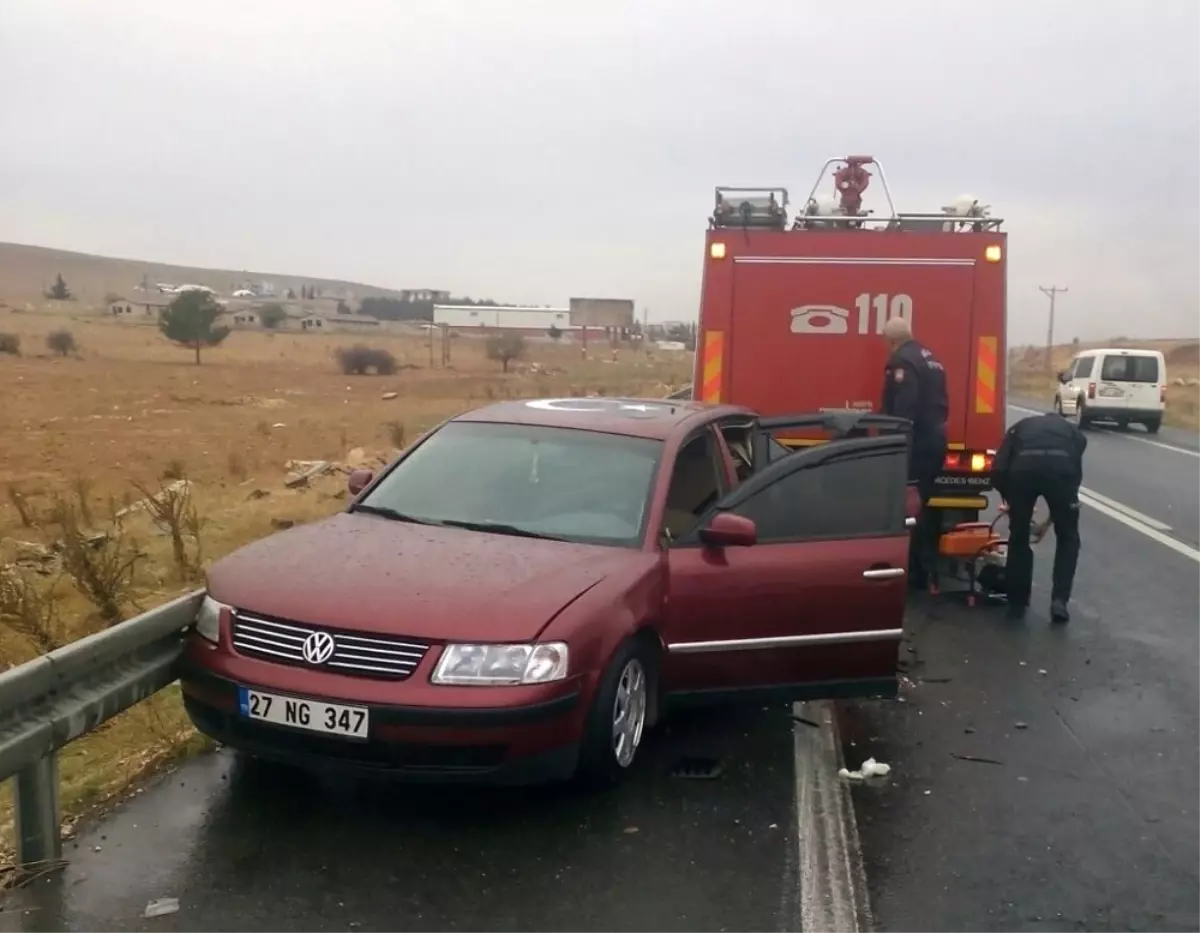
left=856, top=293, right=913, bottom=335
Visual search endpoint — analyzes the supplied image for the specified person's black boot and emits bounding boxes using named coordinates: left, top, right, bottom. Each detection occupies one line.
left=1050, top=599, right=1070, bottom=623
left=1006, top=602, right=1027, bottom=621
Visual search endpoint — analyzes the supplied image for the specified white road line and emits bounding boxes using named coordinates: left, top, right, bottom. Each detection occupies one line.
left=1008, top=404, right=1200, bottom=459
left=1075, top=488, right=1173, bottom=532
left=1076, top=490, right=1200, bottom=564
left=1122, top=435, right=1200, bottom=458
left=793, top=700, right=871, bottom=933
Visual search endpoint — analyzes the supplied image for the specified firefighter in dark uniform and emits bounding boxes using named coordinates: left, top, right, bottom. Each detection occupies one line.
left=991, top=412, right=1087, bottom=622
left=881, top=316, right=948, bottom=589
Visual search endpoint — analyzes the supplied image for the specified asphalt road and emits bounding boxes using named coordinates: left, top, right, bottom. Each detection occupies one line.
left=0, top=706, right=803, bottom=933
left=1, top=400, right=1196, bottom=932
left=842, top=403, right=1199, bottom=931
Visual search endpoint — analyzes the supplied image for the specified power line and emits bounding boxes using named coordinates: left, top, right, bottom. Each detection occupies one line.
left=1038, top=285, right=1068, bottom=371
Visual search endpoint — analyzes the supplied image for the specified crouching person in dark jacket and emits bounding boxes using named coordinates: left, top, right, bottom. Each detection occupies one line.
left=991, top=413, right=1088, bottom=622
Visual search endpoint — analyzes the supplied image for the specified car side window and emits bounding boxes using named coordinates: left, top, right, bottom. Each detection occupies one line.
left=1074, top=356, right=1095, bottom=378
left=724, top=445, right=906, bottom=542
left=662, top=430, right=725, bottom=542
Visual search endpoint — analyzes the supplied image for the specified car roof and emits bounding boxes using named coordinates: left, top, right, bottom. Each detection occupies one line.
left=451, top=397, right=753, bottom=440
left=1077, top=347, right=1165, bottom=358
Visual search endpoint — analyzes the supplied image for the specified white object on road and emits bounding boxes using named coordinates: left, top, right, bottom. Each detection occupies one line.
left=144, top=898, right=180, bottom=918
left=838, top=757, right=892, bottom=780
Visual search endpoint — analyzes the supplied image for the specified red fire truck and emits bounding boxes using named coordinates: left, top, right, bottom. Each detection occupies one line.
left=694, top=155, right=1007, bottom=531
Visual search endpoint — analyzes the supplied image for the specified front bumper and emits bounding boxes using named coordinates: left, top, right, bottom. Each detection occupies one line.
left=180, top=665, right=583, bottom=785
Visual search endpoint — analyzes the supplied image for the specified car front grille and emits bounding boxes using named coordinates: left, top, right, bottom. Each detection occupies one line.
left=231, top=610, right=431, bottom=681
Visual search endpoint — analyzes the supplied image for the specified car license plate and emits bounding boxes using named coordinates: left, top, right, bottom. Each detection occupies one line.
left=237, top=687, right=369, bottom=740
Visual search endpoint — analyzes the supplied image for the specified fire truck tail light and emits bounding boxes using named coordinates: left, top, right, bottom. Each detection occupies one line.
left=944, top=451, right=994, bottom=472
left=710, top=242, right=727, bottom=260
left=984, top=245, right=1002, bottom=263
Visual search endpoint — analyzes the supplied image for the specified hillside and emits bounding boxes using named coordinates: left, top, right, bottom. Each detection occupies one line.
left=0, top=242, right=411, bottom=308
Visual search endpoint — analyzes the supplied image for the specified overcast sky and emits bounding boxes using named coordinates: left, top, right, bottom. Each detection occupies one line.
left=2, top=0, right=1197, bottom=342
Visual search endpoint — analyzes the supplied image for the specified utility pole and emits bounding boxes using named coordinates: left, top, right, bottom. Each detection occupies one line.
left=1038, top=285, right=1068, bottom=372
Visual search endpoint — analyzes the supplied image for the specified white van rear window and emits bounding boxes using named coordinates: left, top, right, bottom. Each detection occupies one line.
left=1100, top=355, right=1159, bottom=383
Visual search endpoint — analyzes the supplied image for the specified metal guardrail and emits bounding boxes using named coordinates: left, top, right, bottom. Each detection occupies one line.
left=0, top=590, right=202, bottom=868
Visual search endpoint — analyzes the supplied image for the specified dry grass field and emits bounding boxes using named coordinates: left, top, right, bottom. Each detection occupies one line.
left=1008, top=338, right=1200, bottom=430
left=0, top=307, right=692, bottom=857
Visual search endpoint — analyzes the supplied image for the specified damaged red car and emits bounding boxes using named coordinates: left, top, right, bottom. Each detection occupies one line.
left=179, top=397, right=912, bottom=785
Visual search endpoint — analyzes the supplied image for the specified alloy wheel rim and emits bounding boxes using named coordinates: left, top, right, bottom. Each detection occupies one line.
left=611, top=658, right=647, bottom=768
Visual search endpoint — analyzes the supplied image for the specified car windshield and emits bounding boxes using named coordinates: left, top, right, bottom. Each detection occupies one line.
left=356, top=421, right=663, bottom=547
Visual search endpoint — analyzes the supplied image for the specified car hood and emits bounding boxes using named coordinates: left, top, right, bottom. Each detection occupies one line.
left=206, top=511, right=646, bottom=642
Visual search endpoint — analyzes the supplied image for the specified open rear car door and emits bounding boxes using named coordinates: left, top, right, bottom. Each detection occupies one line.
left=662, top=414, right=913, bottom=704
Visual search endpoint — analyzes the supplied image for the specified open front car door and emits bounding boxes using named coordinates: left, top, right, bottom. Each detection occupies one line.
left=661, top=426, right=910, bottom=705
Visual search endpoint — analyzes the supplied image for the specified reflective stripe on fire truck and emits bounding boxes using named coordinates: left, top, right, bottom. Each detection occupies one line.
left=975, top=336, right=998, bottom=414
left=701, top=331, right=724, bottom=403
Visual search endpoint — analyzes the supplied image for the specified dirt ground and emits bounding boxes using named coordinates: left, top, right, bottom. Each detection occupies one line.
left=0, top=308, right=693, bottom=855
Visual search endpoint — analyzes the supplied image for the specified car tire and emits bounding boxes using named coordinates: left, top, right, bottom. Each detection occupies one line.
left=575, top=636, right=655, bottom=788
left=1146, top=417, right=1162, bottom=434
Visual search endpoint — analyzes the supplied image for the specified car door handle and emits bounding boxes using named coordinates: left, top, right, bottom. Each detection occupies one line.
left=863, top=567, right=906, bottom=580
left=905, top=517, right=917, bottom=528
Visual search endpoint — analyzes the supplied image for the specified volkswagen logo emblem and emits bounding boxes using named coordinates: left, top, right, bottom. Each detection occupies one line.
left=301, top=631, right=336, bottom=666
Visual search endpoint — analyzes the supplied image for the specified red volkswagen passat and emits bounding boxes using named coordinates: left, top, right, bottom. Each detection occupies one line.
left=180, top=398, right=912, bottom=785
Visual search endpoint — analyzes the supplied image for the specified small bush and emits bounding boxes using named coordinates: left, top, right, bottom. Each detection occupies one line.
left=132, top=478, right=204, bottom=581
left=46, top=329, right=77, bottom=356
left=0, top=568, right=64, bottom=654
left=486, top=334, right=526, bottom=373
left=337, top=345, right=398, bottom=376
left=385, top=421, right=406, bottom=448
left=228, top=451, right=247, bottom=480
left=0, top=332, right=21, bottom=356
left=162, top=459, right=187, bottom=481
left=7, top=484, right=34, bottom=527
left=51, top=499, right=141, bottom=624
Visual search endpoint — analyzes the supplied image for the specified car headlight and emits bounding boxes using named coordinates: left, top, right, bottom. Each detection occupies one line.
left=431, top=642, right=569, bottom=686
left=195, top=594, right=228, bottom=643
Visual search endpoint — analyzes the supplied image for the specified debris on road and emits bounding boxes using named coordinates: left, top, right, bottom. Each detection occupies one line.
left=951, top=753, right=1004, bottom=766
left=1014, top=721, right=1029, bottom=730
left=144, top=897, right=180, bottom=918
left=839, top=757, right=892, bottom=780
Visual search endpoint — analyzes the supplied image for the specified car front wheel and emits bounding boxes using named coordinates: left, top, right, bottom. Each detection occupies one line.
left=576, top=637, right=654, bottom=787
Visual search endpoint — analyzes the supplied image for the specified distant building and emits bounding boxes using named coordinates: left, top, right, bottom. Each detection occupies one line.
left=110, top=296, right=170, bottom=318
left=298, top=313, right=328, bottom=331
left=230, top=310, right=260, bottom=327
left=434, top=304, right=572, bottom=332
left=400, top=289, right=451, bottom=304
left=330, top=313, right=380, bottom=329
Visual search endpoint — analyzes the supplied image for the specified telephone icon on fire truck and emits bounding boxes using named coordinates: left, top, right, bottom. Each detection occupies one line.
left=789, top=304, right=849, bottom=335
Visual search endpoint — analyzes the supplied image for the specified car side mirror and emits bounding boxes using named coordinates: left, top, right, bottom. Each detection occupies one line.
left=1057, top=371, right=1072, bottom=384
left=698, top=512, right=757, bottom=548
left=348, top=469, right=374, bottom=497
